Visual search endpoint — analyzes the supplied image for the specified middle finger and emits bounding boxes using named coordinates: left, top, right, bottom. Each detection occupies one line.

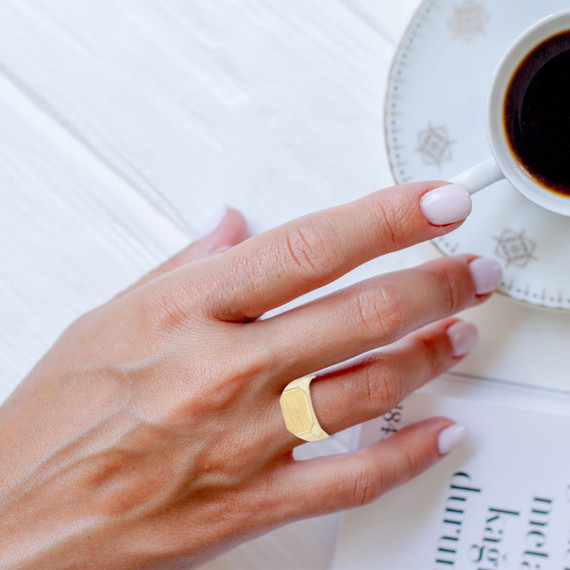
left=251, top=255, right=501, bottom=388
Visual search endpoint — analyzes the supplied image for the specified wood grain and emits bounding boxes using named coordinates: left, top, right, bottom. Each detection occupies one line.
left=0, top=2, right=418, bottom=567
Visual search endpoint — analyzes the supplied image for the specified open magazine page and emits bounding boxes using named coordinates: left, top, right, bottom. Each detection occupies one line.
left=332, top=374, right=570, bottom=570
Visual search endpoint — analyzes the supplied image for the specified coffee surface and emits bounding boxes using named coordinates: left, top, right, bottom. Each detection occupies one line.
left=504, top=31, right=570, bottom=196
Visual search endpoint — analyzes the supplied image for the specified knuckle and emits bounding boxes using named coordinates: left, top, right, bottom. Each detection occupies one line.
left=417, top=333, right=446, bottom=377
left=441, top=273, right=461, bottom=314
left=353, top=285, right=404, bottom=343
left=281, top=221, right=342, bottom=279
left=429, top=260, right=469, bottom=313
left=349, top=461, right=386, bottom=507
left=139, top=289, right=189, bottom=334
left=363, top=358, right=403, bottom=410
left=349, top=444, right=424, bottom=508
left=137, top=277, right=214, bottom=337
left=396, top=440, right=424, bottom=482
left=369, top=197, right=401, bottom=248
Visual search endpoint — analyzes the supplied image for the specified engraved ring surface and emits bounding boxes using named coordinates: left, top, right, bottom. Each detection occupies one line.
left=279, top=375, right=329, bottom=442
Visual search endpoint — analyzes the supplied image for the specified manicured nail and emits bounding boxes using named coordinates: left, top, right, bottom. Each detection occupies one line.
left=198, top=206, right=228, bottom=239
left=420, top=184, right=472, bottom=226
left=447, top=321, right=478, bottom=357
left=469, top=258, right=502, bottom=295
left=438, top=423, right=468, bottom=455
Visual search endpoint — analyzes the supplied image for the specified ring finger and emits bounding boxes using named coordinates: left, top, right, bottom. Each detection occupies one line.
left=269, top=317, right=477, bottom=451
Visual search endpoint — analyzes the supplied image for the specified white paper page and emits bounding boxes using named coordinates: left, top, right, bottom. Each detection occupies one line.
left=332, top=376, right=570, bottom=570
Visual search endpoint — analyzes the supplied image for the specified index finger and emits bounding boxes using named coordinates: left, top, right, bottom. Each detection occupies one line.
left=199, top=182, right=470, bottom=320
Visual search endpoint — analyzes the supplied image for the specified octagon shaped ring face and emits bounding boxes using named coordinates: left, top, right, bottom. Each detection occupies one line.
left=280, top=388, right=314, bottom=435
left=279, top=376, right=329, bottom=442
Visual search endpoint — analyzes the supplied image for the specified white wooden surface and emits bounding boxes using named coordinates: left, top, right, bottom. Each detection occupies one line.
left=3, top=1, right=568, bottom=568
left=0, top=0, right=419, bottom=388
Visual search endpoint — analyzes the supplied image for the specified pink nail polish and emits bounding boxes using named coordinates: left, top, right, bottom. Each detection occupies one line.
left=447, top=321, right=478, bottom=357
left=438, top=424, right=468, bottom=455
left=198, top=206, right=228, bottom=239
left=469, top=258, right=502, bottom=295
left=420, top=184, right=472, bottom=226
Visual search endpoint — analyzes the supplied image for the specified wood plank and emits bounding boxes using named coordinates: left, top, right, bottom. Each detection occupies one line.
left=0, top=70, right=187, bottom=394
left=0, top=3, right=419, bottom=568
left=0, top=0, right=399, bottom=235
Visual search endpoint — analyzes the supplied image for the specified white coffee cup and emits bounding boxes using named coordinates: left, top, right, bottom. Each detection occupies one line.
left=451, top=10, right=570, bottom=217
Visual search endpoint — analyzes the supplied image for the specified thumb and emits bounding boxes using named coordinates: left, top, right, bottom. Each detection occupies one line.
left=117, top=207, right=248, bottom=298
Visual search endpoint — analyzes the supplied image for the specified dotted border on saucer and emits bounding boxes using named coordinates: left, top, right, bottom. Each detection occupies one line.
left=383, top=0, right=570, bottom=310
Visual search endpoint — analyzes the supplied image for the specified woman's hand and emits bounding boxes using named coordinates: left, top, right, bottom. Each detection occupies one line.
left=0, top=182, right=500, bottom=569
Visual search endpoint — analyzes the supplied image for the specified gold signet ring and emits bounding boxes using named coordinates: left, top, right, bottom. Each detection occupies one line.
left=279, top=375, right=329, bottom=442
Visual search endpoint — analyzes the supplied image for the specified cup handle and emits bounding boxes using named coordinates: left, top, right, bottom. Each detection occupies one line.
left=450, top=156, right=504, bottom=195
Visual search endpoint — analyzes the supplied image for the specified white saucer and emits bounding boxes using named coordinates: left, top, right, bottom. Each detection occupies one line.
left=385, top=0, right=570, bottom=310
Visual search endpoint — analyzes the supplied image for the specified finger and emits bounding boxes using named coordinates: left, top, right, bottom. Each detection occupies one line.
left=311, top=320, right=477, bottom=435
left=195, top=182, right=471, bottom=320
left=118, top=207, right=247, bottom=298
left=269, top=318, right=476, bottom=452
left=254, top=255, right=499, bottom=384
left=275, top=418, right=467, bottom=518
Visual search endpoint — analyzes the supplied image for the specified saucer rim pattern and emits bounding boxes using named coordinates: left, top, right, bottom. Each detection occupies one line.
left=383, top=0, right=570, bottom=311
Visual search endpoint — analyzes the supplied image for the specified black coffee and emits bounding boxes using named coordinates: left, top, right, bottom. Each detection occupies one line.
left=504, top=30, right=570, bottom=196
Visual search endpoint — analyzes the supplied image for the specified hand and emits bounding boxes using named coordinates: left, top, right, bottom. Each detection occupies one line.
left=0, top=182, right=499, bottom=568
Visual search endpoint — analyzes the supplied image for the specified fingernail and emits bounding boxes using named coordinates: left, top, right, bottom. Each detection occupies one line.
left=469, top=258, right=502, bottom=295
left=420, top=184, right=472, bottom=226
left=198, top=206, right=228, bottom=239
left=438, top=423, right=468, bottom=455
left=447, top=321, right=478, bottom=357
